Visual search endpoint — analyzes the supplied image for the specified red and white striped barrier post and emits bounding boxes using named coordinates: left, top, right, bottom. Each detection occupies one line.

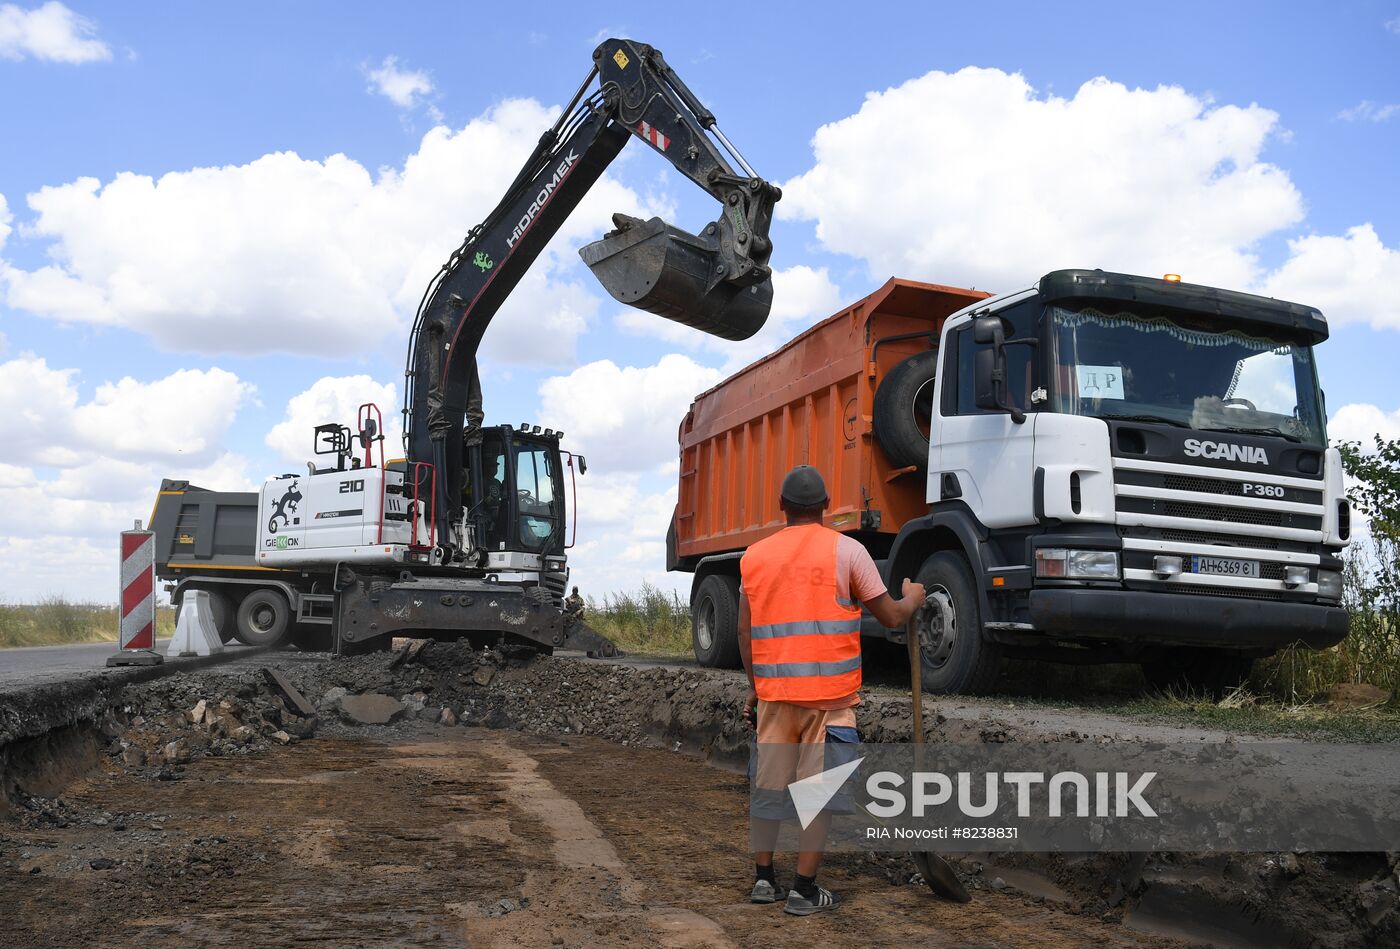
left=107, top=520, right=163, bottom=667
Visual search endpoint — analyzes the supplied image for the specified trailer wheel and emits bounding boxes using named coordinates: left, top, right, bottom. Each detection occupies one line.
left=873, top=350, right=938, bottom=470
left=910, top=551, right=1002, bottom=694
left=234, top=589, right=291, bottom=648
left=1141, top=650, right=1254, bottom=699
left=692, top=574, right=741, bottom=669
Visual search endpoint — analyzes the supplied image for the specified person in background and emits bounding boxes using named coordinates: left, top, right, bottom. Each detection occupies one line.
left=564, top=586, right=585, bottom=621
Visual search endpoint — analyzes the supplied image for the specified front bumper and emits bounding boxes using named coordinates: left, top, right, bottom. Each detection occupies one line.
left=1028, top=588, right=1348, bottom=650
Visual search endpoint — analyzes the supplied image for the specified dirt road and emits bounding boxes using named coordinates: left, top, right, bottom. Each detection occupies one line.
left=1, top=723, right=1177, bottom=948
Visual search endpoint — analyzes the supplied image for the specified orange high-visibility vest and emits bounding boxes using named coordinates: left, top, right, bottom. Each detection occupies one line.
left=741, top=523, right=862, bottom=702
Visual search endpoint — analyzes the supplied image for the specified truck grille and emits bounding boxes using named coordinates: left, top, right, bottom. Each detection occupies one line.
left=1153, top=528, right=1282, bottom=550
left=1114, top=458, right=1326, bottom=599
left=1160, top=500, right=1287, bottom=528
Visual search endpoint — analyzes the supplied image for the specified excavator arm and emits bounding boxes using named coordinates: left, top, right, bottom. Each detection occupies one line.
left=405, top=38, right=781, bottom=553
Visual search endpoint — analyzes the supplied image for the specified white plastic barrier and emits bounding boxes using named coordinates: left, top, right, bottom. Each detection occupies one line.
left=166, top=590, right=225, bottom=658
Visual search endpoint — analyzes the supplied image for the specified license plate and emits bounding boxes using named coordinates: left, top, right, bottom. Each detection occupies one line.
left=1191, top=555, right=1260, bottom=579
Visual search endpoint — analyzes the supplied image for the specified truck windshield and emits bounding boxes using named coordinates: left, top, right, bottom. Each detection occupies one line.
left=1049, top=305, right=1326, bottom=447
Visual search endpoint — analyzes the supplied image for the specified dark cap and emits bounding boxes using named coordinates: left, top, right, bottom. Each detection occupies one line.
left=780, top=465, right=828, bottom=506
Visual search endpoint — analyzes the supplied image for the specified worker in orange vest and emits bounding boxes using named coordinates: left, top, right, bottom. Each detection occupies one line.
left=740, top=464, right=925, bottom=915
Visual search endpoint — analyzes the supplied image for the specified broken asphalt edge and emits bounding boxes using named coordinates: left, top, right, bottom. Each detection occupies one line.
left=0, top=645, right=274, bottom=750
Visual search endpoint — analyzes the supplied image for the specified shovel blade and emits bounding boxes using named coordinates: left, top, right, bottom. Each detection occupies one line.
left=913, top=852, right=973, bottom=903
left=581, top=215, right=771, bottom=341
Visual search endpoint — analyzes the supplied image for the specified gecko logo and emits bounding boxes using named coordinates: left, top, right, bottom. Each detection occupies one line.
left=1183, top=439, right=1268, bottom=465
left=506, top=151, right=579, bottom=249
left=267, top=480, right=302, bottom=534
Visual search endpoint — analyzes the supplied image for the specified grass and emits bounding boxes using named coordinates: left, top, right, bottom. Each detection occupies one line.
left=0, top=596, right=176, bottom=649
left=960, top=651, right=1400, bottom=742
left=586, top=584, right=692, bottom=656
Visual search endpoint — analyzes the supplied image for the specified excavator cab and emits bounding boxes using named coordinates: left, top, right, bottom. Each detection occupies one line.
left=465, top=425, right=568, bottom=583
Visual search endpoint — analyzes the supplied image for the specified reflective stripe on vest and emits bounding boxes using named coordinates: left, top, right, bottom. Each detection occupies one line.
left=741, top=523, right=862, bottom=703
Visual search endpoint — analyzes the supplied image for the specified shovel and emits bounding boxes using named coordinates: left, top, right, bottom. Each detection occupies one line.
left=906, top=610, right=973, bottom=903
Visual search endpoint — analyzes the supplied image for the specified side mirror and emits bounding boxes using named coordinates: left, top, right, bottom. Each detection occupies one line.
left=577, top=456, right=588, bottom=475
left=971, top=319, right=1027, bottom=425
left=973, top=314, right=1002, bottom=345
left=974, top=348, right=1001, bottom=412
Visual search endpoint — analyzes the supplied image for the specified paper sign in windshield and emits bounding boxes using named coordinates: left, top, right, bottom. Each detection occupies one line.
left=1076, top=365, right=1124, bottom=399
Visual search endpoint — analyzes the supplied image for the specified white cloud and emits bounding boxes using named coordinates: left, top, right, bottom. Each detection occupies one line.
left=0, top=1, right=110, bottom=63
left=1337, top=100, right=1400, bottom=123
left=0, top=355, right=254, bottom=467
left=0, top=355, right=256, bottom=598
left=1330, top=403, right=1400, bottom=448
left=1261, top=224, right=1400, bottom=330
left=77, top=368, right=256, bottom=462
left=563, top=470, right=687, bottom=597
left=365, top=55, right=434, bottom=110
left=0, top=192, right=11, bottom=247
left=1387, top=16, right=1400, bottom=35
left=537, top=354, right=722, bottom=473
left=614, top=264, right=844, bottom=372
left=780, top=68, right=1301, bottom=293
left=266, top=375, right=400, bottom=465
left=1, top=98, right=659, bottom=364
left=0, top=451, right=255, bottom=600
left=0, top=362, right=259, bottom=598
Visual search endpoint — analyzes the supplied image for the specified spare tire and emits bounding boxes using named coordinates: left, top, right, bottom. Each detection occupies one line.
left=873, top=350, right=938, bottom=469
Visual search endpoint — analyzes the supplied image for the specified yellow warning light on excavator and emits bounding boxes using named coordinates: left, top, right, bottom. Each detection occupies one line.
left=1163, top=273, right=1182, bottom=282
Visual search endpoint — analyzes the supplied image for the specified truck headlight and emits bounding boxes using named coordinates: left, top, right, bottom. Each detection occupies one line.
left=1035, top=548, right=1120, bottom=580
left=1316, top=569, right=1343, bottom=602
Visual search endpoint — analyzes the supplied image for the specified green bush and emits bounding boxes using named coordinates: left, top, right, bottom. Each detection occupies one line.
left=0, top=596, right=176, bottom=648
left=1252, top=436, right=1400, bottom=704
left=586, top=583, right=691, bottom=656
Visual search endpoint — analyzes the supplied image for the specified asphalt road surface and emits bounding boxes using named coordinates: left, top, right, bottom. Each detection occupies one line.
left=0, top=640, right=258, bottom=694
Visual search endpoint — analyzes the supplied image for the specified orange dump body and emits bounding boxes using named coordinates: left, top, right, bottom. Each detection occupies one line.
left=673, top=277, right=991, bottom=567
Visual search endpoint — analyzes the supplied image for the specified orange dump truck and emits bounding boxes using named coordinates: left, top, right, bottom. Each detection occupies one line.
left=668, top=269, right=1350, bottom=695
left=667, top=277, right=989, bottom=662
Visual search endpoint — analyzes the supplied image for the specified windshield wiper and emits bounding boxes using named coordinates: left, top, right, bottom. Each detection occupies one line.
left=1096, top=413, right=1191, bottom=429
left=1200, top=425, right=1303, bottom=443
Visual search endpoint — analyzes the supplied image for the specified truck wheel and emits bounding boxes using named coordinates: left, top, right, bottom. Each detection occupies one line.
left=1141, top=650, right=1254, bottom=699
left=692, top=574, right=741, bottom=669
left=234, top=589, right=291, bottom=647
left=911, top=551, right=1002, bottom=694
left=873, top=350, right=938, bottom=470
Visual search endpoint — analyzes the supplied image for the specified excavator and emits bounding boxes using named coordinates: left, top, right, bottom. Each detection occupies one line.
left=149, top=38, right=779, bottom=656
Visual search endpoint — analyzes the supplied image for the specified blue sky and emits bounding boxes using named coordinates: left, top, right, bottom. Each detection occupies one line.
left=0, top=1, right=1397, bottom=600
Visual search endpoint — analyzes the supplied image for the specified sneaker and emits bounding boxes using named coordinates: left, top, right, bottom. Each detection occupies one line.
left=783, top=885, right=841, bottom=916
left=750, top=878, right=787, bottom=904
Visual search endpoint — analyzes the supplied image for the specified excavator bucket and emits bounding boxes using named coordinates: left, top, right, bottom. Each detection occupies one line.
left=581, top=215, right=771, bottom=341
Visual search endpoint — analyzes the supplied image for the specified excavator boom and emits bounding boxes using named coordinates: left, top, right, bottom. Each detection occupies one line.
left=405, top=38, right=781, bottom=551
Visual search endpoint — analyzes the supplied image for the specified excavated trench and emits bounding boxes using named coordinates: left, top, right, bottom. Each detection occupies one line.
left=0, top=644, right=1396, bottom=947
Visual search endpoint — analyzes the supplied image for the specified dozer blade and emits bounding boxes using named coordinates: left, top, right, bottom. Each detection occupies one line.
left=581, top=215, right=771, bottom=341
